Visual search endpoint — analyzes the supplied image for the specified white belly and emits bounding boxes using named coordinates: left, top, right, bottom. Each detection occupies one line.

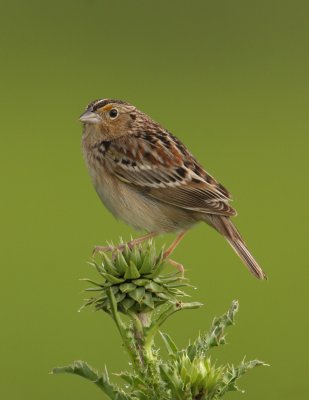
left=92, top=167, right=166, bottom=232
left=84, top=151, right=197, bottom=233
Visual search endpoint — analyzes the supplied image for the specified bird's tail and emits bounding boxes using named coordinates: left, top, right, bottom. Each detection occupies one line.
left=205, top=215, right=267, bottom=280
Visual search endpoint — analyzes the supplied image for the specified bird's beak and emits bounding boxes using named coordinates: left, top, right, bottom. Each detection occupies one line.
left=79, top=110, right=101, bottom=124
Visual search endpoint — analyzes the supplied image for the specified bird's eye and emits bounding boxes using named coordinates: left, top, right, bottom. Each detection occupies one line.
left=109, top=109, right=118, bottom=119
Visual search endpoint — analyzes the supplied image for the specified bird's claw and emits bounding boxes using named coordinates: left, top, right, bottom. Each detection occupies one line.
left=167, top=258, right=185, bottom=277
left=92, top=243, right=128, bottom=256
left=92, top=245, right=115, bottom=255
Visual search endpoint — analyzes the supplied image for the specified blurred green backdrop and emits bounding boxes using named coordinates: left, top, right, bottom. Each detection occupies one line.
left=0, top=0, right=308, bottom=399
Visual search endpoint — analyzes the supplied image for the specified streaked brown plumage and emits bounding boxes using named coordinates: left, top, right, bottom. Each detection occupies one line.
left=80, top=98, right=266, bottom=279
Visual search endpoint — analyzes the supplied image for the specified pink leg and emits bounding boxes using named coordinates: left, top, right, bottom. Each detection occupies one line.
left=163, top=231, right=187, bottom=259
left=163, top=231, right=187, bottom=275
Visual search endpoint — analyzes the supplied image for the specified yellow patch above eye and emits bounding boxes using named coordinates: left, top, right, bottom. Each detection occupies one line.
left=102, top=104, right=114, bottom=112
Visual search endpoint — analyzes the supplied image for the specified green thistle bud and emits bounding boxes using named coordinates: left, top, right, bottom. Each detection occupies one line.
left=83, top=240, right=190, bottom=314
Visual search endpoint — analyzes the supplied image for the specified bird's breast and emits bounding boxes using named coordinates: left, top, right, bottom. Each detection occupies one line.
left=82, top=142, right=198, bottom=233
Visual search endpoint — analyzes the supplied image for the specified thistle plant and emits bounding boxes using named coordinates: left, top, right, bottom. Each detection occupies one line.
left=53, top=240, right=266, bottom=399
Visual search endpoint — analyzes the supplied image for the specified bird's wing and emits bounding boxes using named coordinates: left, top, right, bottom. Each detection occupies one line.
left=104, top=131, right=236, bottom=217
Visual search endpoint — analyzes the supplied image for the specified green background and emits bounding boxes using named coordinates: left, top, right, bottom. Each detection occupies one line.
left=1, top=1, right=308, bottom=398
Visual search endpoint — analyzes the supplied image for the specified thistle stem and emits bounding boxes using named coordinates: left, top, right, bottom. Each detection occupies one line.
left=106, top=288, right=139, bottom=369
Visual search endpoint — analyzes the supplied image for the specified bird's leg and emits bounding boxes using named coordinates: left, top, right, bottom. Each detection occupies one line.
left=162, top=231, right=187, bottom=275
left=163, top=230, right=187, bottom=259
left=93, top=232, right=158, bottom=255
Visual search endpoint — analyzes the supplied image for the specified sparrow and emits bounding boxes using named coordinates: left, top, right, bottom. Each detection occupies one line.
left=80, top=99, right=266, bottom=279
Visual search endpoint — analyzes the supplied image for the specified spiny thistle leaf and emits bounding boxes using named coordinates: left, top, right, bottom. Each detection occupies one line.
left=187, top=300, right=239, bottom=360
left=52, top=361, right=133, bottom=399
left=160, top=331, right=179, bottom=357
left=52, top=360, right=99, bottom=381
left=218, top=359, right=268, bottom=396
left=116, top=371, right=148, bottom=391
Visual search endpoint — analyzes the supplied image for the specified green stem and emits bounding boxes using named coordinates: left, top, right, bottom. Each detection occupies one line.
left=106, top=288, right=138, bottom=369
left=137, top=312, right=154, bottom=360
left=134, top=312, right=164, bottom=397
left=127, top=310, right=146, bottom=367
left=144, top=303, right=179, bottom=350
left=125, top=310, right=165, bottom=397
left=127, top=311, right=155, bottom=366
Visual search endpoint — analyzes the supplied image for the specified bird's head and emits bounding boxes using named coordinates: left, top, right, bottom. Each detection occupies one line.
left=79, top=99, right=139, bottom=140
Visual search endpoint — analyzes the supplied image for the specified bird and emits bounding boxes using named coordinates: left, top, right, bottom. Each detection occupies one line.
left=80, top=98, right=266, bottom=279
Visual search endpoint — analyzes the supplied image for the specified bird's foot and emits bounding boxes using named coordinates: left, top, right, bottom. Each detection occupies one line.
left=92, top=243, right=125, bottom=255
left=92, top=232, right=158, bottom=256
left=167, top=258, right=185, bottom=276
